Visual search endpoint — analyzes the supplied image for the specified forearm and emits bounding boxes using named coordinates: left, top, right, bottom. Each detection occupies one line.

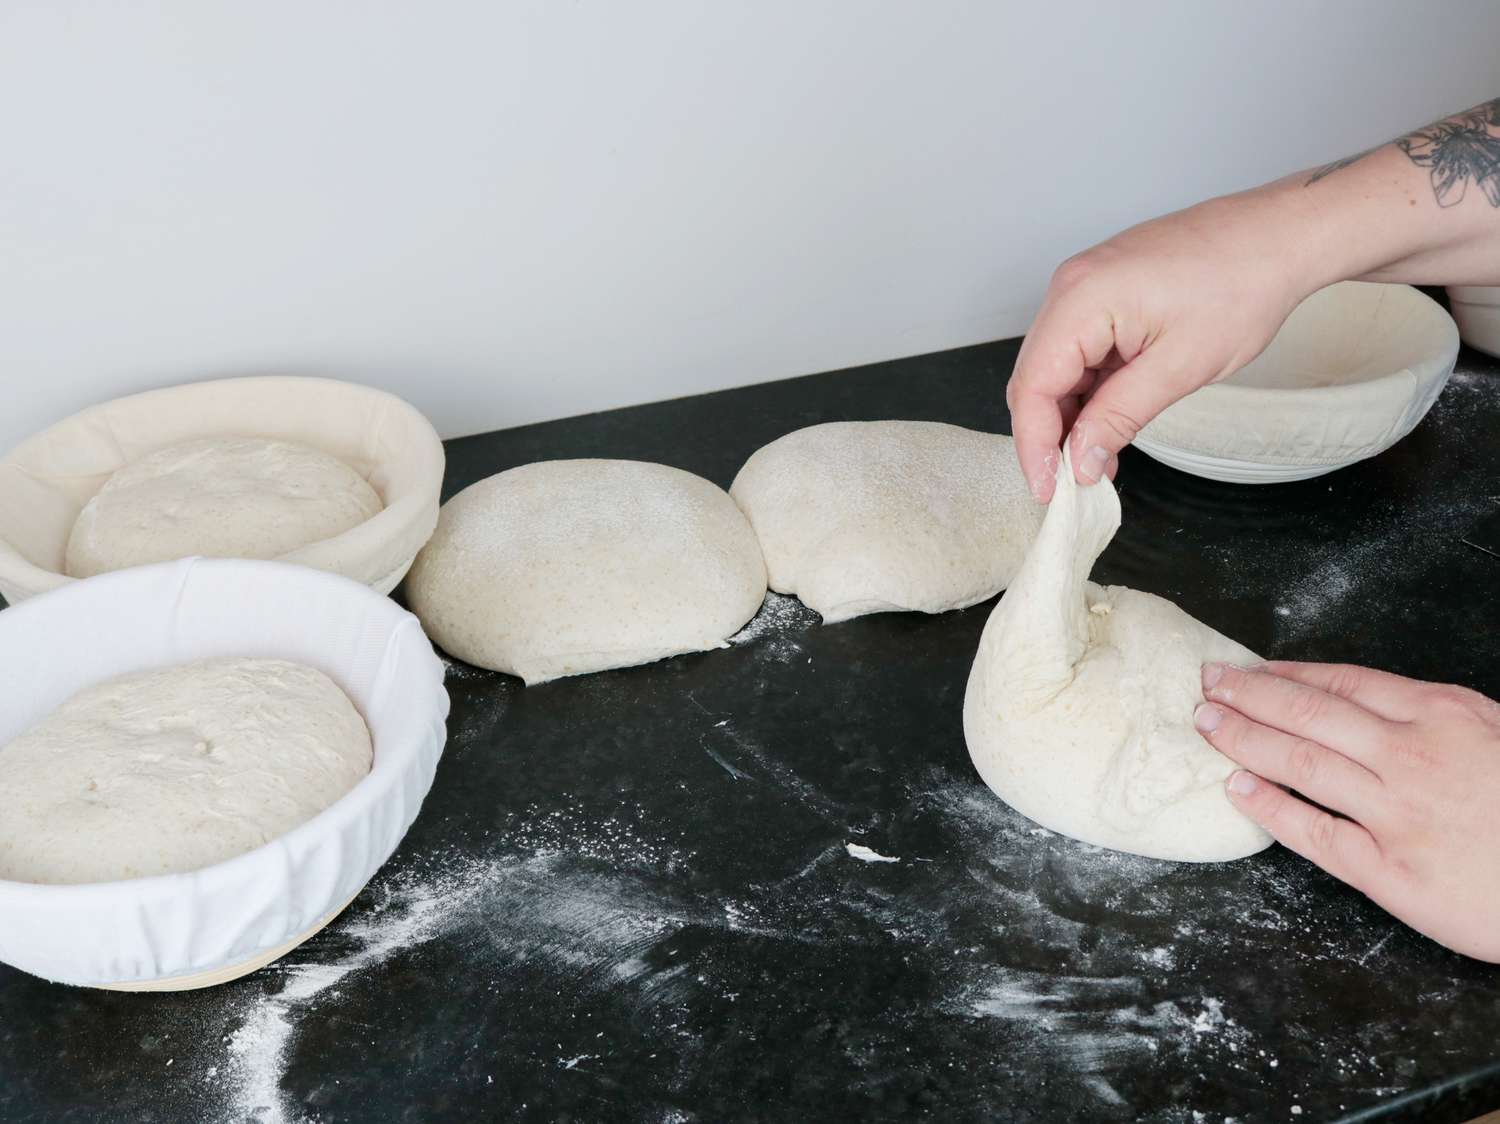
left=1007, top=97, right=1500, bottom=497
left=1215, top=98, right=1500, bottom=299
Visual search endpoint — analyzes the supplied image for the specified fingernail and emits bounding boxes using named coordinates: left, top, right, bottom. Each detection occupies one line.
left=1193, top=702, right=1221, bottom=733
left=1079, top=445, right=1110, bottom=483
left=1202, top=662, right=1225, bottom=690
left=1030, top=450, right=1059, bottom=501
left=1226, top=770, right=1258, bottom=797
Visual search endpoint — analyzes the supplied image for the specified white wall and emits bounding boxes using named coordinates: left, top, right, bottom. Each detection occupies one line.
left=1, top=1, right=1496, bottom=449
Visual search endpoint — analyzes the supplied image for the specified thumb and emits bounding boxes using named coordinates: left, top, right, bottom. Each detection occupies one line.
left=1067, top=340, right=1201, bottom=484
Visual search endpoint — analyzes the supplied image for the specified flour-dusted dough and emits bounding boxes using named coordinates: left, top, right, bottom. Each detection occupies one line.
left=963, top=448, right=1272, bottom=862
left=65, top=437, right=384, bottom=578
left=0, top=658, right=373, bottom=884
left=405, top=459, right=767, bottom=684
left=729, top=421, right=1044, bottom=623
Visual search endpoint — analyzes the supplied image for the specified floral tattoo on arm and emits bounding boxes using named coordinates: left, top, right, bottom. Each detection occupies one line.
left=1306, top=97, right=1500, bottom=207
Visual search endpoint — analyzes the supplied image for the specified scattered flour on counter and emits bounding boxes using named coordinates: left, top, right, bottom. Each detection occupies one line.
left=901, top=769, right=1413, bottom=1109
left=184, top=724, right=1456, bottom=1121
left=505, top=797, right=696, bottom=873
left=958, top=970, right=1175, bottom=1074
left=177, top=763, right=1422, bottom=1122
left=1249, top=362, right=1500, bottom=644
left=728, top=592, right=820, bottom=659
left=956, top=972, right=1254, bottom=1075
left=1266, top=492, right=1500, bottom=639
left=441, top=656, right=499, bottom=683
left=222, top=861, right=488, bottom=1124
left=1269, top=490, right=1497, bottom=644
left=1268, top=490, right=1497, bottom=643
left=1430, top=363, right=1500, bottom=419
left=206, top=837, right=720, bottom=1124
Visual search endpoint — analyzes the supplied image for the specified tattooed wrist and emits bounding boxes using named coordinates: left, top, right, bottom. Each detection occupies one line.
left=1305, top=98, right=1500, bottom=208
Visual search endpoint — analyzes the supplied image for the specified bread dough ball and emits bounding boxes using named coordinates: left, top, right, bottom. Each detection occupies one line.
left=963, top=448, right=1273, bottom=862
left=0, top=658, right=372, bottom=884
left=729, top=421, right=1043, bottom=623
left=405, top=459, right=767, bottom=684
left=66, top=437, right=383, bottom=578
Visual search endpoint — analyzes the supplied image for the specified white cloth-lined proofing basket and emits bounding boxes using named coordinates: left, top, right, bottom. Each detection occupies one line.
left=1135, top=282, right=1459, bottom=483
left=0, top=376, right=446, bottom=604
left=0, top=558, right=448, bottom=988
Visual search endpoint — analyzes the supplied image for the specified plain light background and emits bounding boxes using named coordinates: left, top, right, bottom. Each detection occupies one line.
left=1, top=1, right=1497, bottom=450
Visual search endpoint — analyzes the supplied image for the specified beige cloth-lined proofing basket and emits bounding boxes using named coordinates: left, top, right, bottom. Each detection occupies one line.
left=0, top=375, right=445, bottom=603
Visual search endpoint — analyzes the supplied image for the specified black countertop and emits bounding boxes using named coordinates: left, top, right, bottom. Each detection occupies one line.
left=2, top=338, right=1499, bottom=1123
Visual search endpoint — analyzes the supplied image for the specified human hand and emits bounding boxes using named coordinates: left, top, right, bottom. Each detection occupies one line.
left=1006, top=191, right=1321, bottom=502
left=1194, top=660, right=1500, bottom=962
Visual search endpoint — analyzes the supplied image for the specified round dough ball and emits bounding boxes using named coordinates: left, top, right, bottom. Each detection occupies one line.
left=405, top=459, right=767, bottom=684
left=729, top=421, right=1043, bottom=623
left=0, top=658, right=372, bottom=884
left=963, top=447, right=1272, bottom=863
left=66, top=437, right=383, bottom=578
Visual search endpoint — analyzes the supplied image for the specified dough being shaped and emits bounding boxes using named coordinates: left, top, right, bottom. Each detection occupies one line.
left=405, top=459, right=767, bottom=684
left=962, top=448, right=1272, bottom=862
left=0, top=658, right=372, bottom=884
left=729, top=421, right=1044, bottom=623
left=66, top=437, right=383, bottom=578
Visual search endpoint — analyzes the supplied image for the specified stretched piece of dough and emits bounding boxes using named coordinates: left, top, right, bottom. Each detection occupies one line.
left=729, top=421, right=1043, bottom=623
left=405, top=459, right=767, bottom=685
left=963, top=448, right=1272, bottom=862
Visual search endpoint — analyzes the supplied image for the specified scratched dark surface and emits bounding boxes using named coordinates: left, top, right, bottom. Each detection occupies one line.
left=1, top=339, right=1498, bottom=1123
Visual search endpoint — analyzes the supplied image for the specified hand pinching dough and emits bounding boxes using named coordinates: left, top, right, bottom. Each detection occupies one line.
left=66, top=437, right=383, bottom=578
left=963, top=448, right=1272, bottom=862
left=0, top=658, right=372, bottom=884
left=729, top=421, right=1043, bottom=623
left=405, top=459, right=767, bottom=684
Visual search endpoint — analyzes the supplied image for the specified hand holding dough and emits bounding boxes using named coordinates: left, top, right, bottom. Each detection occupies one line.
left=963, top=449, right=1272, bottom=862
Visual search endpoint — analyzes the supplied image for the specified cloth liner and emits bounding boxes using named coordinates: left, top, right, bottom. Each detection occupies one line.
left=0, top=557, right=448, bottom=987
left=1138, top=282, right=1459, bottom=469
left=0, top=376, right=445, bottom=604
